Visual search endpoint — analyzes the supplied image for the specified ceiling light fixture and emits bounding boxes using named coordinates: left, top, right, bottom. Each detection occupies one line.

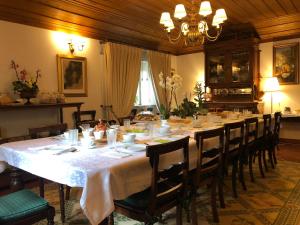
left=160, top=1, right=227, bottom=46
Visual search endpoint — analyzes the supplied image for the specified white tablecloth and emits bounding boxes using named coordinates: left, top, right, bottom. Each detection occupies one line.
left=0, top=116, right=264, bottom=225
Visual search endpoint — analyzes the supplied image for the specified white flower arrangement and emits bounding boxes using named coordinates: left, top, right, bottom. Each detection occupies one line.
left=158, top=69, right=183, bottom=118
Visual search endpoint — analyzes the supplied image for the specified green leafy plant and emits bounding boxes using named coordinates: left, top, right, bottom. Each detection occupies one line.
left=193, top=81, right=205, bottom=109
left=160, top=104, right=170, bottom=119
left=172, top=97, right=198, bottom=118
left=11, top=60, right=41, bottom=94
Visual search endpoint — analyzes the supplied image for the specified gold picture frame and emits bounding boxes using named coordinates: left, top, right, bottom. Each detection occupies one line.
left=57, top=55, right=87, bottom=97
left=273, top=43, right=299, bottom=85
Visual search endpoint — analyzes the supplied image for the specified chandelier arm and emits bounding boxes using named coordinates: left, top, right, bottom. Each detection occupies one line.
left=205, top=26, right=223, bottom=41
left=166, top=27, right=182, bottom=44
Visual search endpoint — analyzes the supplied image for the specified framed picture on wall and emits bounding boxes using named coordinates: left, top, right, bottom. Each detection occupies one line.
left=57, top=55, right=87, bottom=97
left=273, top=43, right=299, bottom=85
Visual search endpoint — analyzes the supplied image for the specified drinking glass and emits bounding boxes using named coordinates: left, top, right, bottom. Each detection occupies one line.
left=68, top=129, right=78, bottom=145
left=124, top=119, right=131, bottom=129
left=107, top=129, right=117, bottom=147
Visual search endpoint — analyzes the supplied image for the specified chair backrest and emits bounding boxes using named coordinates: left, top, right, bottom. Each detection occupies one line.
left=130, top=109, right=138, bottom=118
left=0, top=135, right=31, bottom=145
left=73, top=110, right=97, bottom=131
left=244, top=117, right=258, bottom=145
left=145, top=136, right=189, bottom=213
left=118, top=116, right=131, bottom=126
left=274, top=112, right=282, bottom=142
left=194, top=127, right=224, bottom=186
left=28, top=124, right=68, bottom=139
left=263, top=114, right=272, bottom=137
left=224, top=121, right=244, bottom=155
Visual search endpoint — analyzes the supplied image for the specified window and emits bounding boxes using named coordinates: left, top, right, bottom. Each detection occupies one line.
left=135, top=60, right=156, bottom=106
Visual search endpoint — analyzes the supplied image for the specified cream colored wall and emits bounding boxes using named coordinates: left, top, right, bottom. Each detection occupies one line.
left=0, top=20, right=104, bottom=138
left=260, top=38, right=300, bottom=140
left=176, top=52, right=205, bottom=103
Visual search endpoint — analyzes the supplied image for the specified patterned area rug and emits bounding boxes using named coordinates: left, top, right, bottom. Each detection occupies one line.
left=34, top=160, right=300, bottom=225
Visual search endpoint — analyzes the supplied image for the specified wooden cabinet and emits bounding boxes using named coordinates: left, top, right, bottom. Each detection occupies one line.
left=204, top=38, right=260, bottom=112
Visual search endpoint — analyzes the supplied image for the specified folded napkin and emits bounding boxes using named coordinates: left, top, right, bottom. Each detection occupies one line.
left=101, top=150, right=132, bottom=159
left=28, top=145, right=77, bottom=155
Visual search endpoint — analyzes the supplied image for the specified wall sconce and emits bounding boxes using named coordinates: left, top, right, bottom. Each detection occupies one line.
left=67, top=38, right=86, bottom=54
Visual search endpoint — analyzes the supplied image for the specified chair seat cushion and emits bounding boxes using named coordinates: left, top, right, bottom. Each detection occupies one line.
left=115, top=188, right=150, bottom=210
left=0, top=189, right=48, bottom=223
left=115, top=181, right=180, bottom=210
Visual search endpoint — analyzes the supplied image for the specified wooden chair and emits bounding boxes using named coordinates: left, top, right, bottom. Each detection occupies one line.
left=0, top=189, right=55, bottom=225
left=224, top=121, right=245, bottom=198
left=244, top=117, right=260, bottom=182
left=111, top=136, right=190, bottom=225
left=0, top=136, right=55, bottom=225
left=259, top=114, right=273, bottom=171
left=192, top=127, right=225, bottom=224
left=28, top=124, right=68, bottom=223
left=73, top=110, right=98, bottom=132
left=271, top=112, right=282, bottom=167
left=117, top=116, right=132, bottom=126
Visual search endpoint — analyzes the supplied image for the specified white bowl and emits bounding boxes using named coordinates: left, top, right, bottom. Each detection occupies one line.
left=160, top=125, right=170, bottom=135
left=123, top=134, right=136, bottom=143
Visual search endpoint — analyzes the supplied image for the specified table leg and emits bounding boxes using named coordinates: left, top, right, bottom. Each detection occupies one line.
left=10, top=167, right=24, bottom=191
left=60, top=108, right=63, bottom=124
left=59, top=184, right=66, bottom=223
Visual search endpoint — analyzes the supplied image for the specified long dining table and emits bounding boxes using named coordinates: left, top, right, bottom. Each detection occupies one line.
left=0, top=114, right=265, bottom=225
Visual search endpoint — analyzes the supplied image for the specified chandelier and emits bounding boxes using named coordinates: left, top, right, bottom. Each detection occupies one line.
left=160, top=1, right=227, bottom=46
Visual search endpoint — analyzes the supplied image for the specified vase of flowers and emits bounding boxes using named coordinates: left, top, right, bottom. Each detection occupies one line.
left=158, top=68, right=183, bottom=119
left=11, top=60, right=41, bottom=105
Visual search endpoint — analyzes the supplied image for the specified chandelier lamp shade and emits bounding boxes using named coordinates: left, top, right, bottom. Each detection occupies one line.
left=160, top=1, right=227, bottom=46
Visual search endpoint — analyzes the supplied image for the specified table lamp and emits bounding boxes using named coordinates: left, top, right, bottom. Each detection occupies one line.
left=263, top=77, right=280, bottom=113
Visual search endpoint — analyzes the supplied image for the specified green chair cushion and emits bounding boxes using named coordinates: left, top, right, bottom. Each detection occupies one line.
left=0, top=189, right=48, bottom=223
left=115, top=188, right=150, bottom=209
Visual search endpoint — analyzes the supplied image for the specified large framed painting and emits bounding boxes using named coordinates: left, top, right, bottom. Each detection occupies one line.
left=273, top=43, right=299, bottom=85
left=57, top=55, right=87, bottom=97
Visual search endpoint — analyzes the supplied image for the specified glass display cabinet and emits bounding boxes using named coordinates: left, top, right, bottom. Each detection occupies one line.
left=204, top=37, right=260, bottom=112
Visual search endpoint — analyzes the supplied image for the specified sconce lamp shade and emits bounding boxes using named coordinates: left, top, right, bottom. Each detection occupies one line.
left=263, top=77, right=280, bottom=92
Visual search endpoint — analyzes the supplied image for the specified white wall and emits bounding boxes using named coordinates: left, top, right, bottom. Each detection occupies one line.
left=0, top=20, right=105, bottom=137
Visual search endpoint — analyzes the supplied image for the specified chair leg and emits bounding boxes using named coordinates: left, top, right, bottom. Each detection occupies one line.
left=108, top=213, right=114, bottom=225
left=273, top=145, right=278, bottom=164
left=262, top=148, right=268, bottom=172
left=258, top=149, right=265, bottom=178
left=39, top=178, right=45, bottom=198
left=65, top=186, right=71, bottom=200
left=211, top=178, right=219, bottom=223
left=47, top=206, right=55, bottom=225
left=176, top=204, right=182, bottom=225
left=232, top=159, right=238, bottom=198
left=59, top=184, right=66, bottom=223
left=268, top=146, right=275, bottom=169
left=191, top=191, right=198, bottom=225
left=239, top=158, right=247, bottom=191
left=249, top=152, right=255, bottom=182
left=218, top=177, right=225, bottom=208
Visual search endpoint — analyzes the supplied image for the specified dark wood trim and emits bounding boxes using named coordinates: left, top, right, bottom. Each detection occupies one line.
left=280, top=138, right=300, bottom=144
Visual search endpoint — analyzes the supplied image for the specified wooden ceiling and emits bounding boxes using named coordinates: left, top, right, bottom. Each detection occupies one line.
left=0, top=0, right=300, bottom=55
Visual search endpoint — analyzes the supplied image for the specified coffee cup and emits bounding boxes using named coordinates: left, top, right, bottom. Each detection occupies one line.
left=123, top=134, right=136, bottom=143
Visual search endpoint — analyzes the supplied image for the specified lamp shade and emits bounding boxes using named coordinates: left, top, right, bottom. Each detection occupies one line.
left=174, top=4, right=187, bottom=19
left=263, top=77, right=280, bottom=92
left=215, top=9, right=227, bottom=22
left=199, top=1, right=212, bottom=17
left=160, top=12, right=172, bottom=25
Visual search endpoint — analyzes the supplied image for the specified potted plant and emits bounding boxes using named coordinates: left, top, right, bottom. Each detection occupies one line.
left=11, top=60, right=41, bottom=104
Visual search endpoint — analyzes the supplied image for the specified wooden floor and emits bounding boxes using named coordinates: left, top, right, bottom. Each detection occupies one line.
left=277, top=143, right=300, bottom=163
